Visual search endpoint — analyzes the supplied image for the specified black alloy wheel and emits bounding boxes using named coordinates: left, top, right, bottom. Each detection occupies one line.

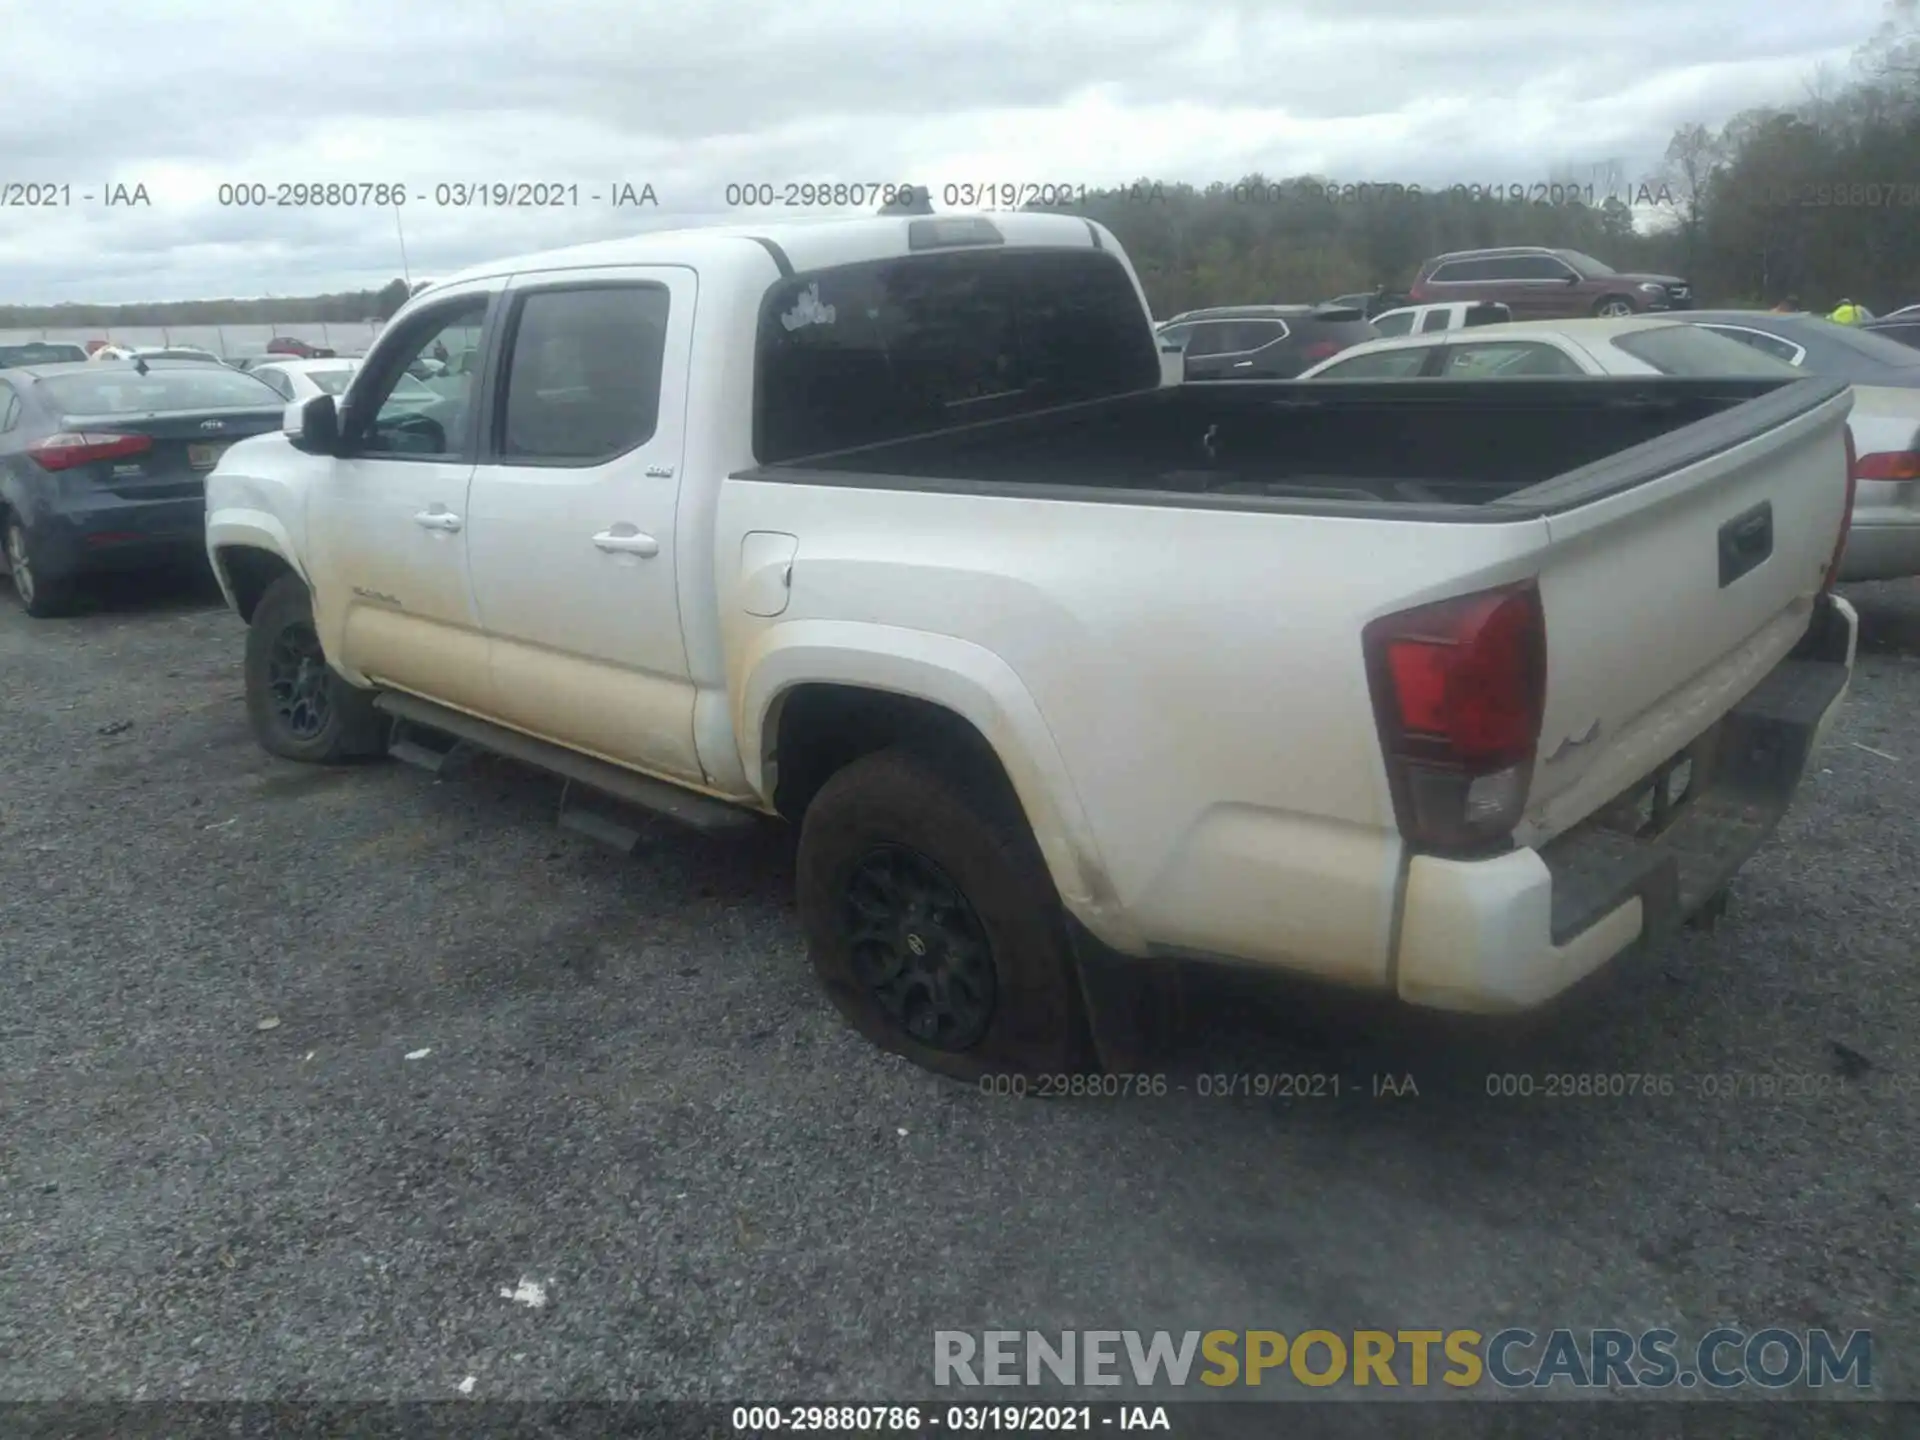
left=266, top=619, right=335, bottom=741
left=842, top=843, right=997, bottom=1051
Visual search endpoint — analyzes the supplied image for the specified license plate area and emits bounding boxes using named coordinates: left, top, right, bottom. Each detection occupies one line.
left=188, top=441, right=229, bottom=469
left=1593, top=748, right=1703, bottom=840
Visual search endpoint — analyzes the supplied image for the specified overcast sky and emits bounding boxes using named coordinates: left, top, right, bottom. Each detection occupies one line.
left=0, top=0, right=1893, bottom=305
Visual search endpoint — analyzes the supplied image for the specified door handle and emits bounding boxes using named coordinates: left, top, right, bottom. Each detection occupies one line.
left=1233, top=360, right=1254, bottom=368
left=592, top=528, right=659, bottom=557
left=413, top=509, right=463, bottom=532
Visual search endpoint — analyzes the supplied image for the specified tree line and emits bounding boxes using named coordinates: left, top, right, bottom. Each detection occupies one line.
left=3, top=3, right=1913, bottom=326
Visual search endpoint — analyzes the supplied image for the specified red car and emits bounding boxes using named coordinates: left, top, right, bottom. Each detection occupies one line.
left=265, top=337, right=335, bottom=359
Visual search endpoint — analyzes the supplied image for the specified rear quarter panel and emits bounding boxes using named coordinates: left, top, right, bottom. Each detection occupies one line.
left=717, top=476, right=1550, bottom=983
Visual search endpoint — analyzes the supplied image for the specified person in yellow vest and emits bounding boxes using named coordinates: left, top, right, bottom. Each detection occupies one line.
left=1829, top=298, right=1868, bottom=325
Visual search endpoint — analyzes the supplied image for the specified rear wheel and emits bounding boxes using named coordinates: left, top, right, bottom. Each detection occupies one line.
left=1593, top=294, right=1636, bottom=318
left=243, top=573, right=384, bottom=762
left=3, top=515, right=77, bottom=618
left=796, top=747, right=1092, bottom=1081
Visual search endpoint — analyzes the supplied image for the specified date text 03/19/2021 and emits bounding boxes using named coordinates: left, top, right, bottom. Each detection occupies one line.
left=975, top=1071, right=1417, bottom=1100
left=731, top=1405, right=1171, bottom=1433
left=210, top=181, right=660, bottom=208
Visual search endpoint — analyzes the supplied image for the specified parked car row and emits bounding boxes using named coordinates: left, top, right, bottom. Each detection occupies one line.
left=1154, top=302, right=1378, bottom=378
left=0, top=212, right=1865, bottom=1085
left=1297, top=311, right=1920, bottom=580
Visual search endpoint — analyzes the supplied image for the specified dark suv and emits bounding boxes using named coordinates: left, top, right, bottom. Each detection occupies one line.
left=1406, top=247, right=1692, bottom=320
left=1155, top=303, right=1377, bottom=380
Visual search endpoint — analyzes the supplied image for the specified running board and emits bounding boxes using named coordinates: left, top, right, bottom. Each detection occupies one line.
left=371, top=691, right=758, bottom=838
left=387, top=719, right=478, bottom=777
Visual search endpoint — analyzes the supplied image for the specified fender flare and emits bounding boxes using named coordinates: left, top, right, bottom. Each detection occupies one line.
left=206, top=510, right=309, bottom=610
left=735, top=619, right=1134, bottom=945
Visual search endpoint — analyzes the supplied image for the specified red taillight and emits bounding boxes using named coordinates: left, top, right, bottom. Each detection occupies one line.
left=1302, top=340, right=1344, bottom=361
left=27, top=431, right=152, bottom=472
left=1364, top=581, right=1547, bottom=852
left=1852, top=449, right=1920, bottom=480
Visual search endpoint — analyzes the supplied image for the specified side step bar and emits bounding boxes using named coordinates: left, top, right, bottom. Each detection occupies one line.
left=371, top=691, right=759, bottom=842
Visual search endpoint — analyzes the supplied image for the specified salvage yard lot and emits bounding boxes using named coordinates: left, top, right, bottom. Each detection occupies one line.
left=3, top=575, right=1918, bottom=1401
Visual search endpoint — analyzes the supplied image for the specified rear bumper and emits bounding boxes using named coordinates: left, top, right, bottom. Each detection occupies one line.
left=1395, top=593, right=1855, bottom=1012
left=29, top=492, right=206, bottom=581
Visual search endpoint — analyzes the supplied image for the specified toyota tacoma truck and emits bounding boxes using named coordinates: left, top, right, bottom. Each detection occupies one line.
left=204, top=211, right=1858, bottom=1081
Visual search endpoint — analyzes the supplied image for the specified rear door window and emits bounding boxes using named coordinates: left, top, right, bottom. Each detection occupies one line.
left=496, top=284, right=671, bottom=462
left=1311, top=346, right=1433, bottom=378
left=1222, top=320, right=1288, bottom=353
left=753, top=246, right=1158, bottom=463
left=1182, top=323, right=1236, bottom=358
left=1439, top=341, right=1585, bottom=376
left=1415, top=308, right=1454, bottom=334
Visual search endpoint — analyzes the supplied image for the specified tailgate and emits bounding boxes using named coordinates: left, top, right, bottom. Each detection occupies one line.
left=1515, top=379, right=1853, bottom=846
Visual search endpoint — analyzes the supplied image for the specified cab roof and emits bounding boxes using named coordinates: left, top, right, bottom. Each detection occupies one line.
left=427, top=211, right=1113, bottom=292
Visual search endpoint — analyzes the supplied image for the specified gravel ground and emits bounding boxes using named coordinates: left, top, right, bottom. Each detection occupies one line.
left=2, top=571, right=1916, bottom=1409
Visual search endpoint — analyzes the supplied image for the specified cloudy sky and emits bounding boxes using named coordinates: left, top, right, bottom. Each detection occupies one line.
left=0, top=0, right=1894, bottom=305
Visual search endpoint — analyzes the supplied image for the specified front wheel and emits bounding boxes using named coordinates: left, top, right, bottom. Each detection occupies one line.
left=796, top=747, right=1092, bottom=1081
left=243, top=573, right=384, bottom=762
left=1593, top=295, right=1636, bottom=318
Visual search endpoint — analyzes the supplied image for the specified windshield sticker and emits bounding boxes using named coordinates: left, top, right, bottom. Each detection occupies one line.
left=780, top=282, right=837, bottom=331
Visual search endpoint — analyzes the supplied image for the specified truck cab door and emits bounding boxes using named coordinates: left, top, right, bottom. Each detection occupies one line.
left=464, top=266, right=702, bottom=783
left=305, top=282, right=501, bottom=715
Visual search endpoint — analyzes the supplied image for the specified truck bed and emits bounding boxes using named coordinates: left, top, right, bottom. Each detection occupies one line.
left=744, top=376, right=1836, bottom=518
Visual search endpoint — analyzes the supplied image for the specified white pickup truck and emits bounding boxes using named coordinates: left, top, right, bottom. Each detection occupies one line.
left=205, top=211, right=1859, bottom=1081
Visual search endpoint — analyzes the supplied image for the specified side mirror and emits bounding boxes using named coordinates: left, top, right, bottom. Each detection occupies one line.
left=1564, top=273, right=1581, bottom=284
left=286, top=393, right=339, bottom=455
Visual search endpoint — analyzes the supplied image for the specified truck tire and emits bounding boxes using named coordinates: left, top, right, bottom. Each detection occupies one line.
left=796, top=746, right=1092, bottom=1082
left=243, top=573, right=384, bottom=763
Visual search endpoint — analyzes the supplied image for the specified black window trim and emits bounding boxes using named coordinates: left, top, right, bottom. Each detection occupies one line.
left=479, top=277, right=676, bottom=470
left=339, top=287, right=500, bottom=463
left=0, top=384, right=19, bottom=434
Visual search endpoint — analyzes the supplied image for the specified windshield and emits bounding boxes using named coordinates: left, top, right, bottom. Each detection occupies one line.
left=37, top=367, right=285, bottom=415
left=390, top=374, right=437, bottom=402
left=1560, top=251, right=1616, bottom=277
left=0, top=343, right=89, bottom=367
left=1609, top=324, right=1804, bottom=377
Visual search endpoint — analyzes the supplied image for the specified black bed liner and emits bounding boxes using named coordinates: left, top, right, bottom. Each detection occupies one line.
left=736, top=374, right=1848, bottom=524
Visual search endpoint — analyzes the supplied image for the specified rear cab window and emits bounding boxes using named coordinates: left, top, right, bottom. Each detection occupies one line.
left=752, top=247, right=1158, bottom=464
